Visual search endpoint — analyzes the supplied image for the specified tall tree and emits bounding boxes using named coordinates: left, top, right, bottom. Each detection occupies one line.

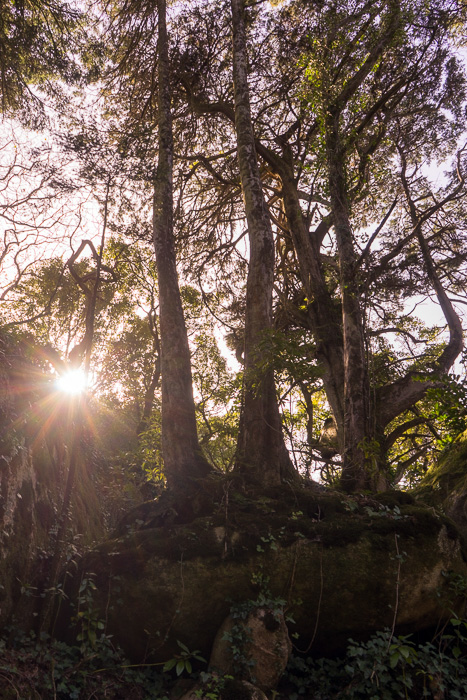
left=172, top=0, right=467, bottom=490
left=152, top=0, right=210, bottom=490
left=320, top=0, right=402, bottom=489
left=230, top=0, right=298, bottom=486
left=39, top=0, right=465, bottom=493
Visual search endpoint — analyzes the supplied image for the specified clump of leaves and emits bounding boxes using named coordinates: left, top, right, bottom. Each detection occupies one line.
left=163, top=640, right=206, bottom=676
left=281, top=618, right=467, bottom=700
left=0, top=627, right=171, bottom=699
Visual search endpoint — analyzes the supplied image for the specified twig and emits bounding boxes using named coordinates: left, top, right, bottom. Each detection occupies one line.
left=294, top=546, right=324, bottom=653
left=387, top=532, right=401, bottom=651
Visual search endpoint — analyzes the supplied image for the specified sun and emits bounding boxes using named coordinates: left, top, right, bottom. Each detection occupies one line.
left=55, top=369, right=88, bottom=395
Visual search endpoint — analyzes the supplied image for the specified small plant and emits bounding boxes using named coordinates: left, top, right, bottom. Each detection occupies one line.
left=162, top=639, right=206, bottom=676
left=256, top=526, right=286, bottom=552
left=72, top=573, right=106, bottom=651
left=256, top=533, right=277, bottom=552
left=443, top=613, right=467, bottom=660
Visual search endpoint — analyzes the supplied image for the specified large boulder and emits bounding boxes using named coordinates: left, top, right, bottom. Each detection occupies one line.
left=54, top=487, right=467, bottom=662
left=209, top=606, right=291, bottom=690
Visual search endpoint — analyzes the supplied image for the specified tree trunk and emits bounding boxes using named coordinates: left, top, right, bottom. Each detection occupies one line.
left=230, top=0, right=297, bottom=486
left=326, top=110, right=371, bottom=492
left=137, top=313, right=161, bottom=435
left=276, top=155, right=345, bottom=444
left=152, top=0, right=210, bottom=490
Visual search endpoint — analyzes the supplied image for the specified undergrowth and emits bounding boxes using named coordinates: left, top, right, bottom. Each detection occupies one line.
left=2, top=567, right=467, bottom=700
left=0, top=628, right=171, bottom=700
left=281, top=618, right=467, bottom=700
left=2, top=618, right=466, bottom=699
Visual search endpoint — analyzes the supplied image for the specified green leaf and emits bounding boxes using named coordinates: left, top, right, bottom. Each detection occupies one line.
left=163, top=658, right=177, bottom=672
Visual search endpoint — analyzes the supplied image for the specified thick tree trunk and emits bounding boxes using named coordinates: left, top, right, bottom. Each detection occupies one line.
left=326, top=111, right=371, bottom=492
left=152, top=0, right=210, bottom=490
left=230, top=0, right=297, bottom=486
left=277, top=158, right=345, bottom=443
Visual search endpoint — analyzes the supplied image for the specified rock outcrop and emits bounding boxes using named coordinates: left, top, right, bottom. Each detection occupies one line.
left=54, top=486, right=467, bottom=663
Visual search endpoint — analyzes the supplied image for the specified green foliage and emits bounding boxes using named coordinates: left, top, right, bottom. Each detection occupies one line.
left=98, top=315, right=159, bottom=411
left=192, top=329, right=240, bottom=471
left=134, top=413, right=165, bottom=484
left=255, top=328, right=320, bottom=386
left=221, top=573, right=289, bottom=679
left=426, top=370, right=467, bottom=446
left=282, top=620, right=467, bottom=699
left=444, top=570, right=467, bottom=606
left=162, top=640, right=206, bottom=676
left=0, top=0, right=82, bottom=123
left=72, top=574, right=106, bottom=652
left=9, top=257, right=90, bottom=350
left=195, top=672, right=237, bottom=700
left=0, top=627, right=171, bottom=700
left=385, top=365, right=467, bottom=487
left=0, top=568, right=200, bottom=698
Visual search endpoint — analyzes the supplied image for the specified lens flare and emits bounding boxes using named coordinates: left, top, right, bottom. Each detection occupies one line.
left=56, top=369, right=87, bottom=395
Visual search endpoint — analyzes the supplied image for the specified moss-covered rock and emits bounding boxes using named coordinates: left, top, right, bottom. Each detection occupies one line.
left=54, top=488, right=467, bottom=662
left=418, top=430, right=467, bottom=543
left=420, top=430, right=467, bottom=496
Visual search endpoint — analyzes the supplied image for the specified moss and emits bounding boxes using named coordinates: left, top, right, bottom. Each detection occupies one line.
left=101, top=489, right=457, bottom=565
left=149, top=523, right=224, bottom=560
left=421, top=430, right=467, bottom=494
left=443, top=516, right=463, bottom=543
left=376, top=490, right=415, bottom=507
left=317, top=519, right=365, bottom=547
left=52, top=483, right=467, bottom=666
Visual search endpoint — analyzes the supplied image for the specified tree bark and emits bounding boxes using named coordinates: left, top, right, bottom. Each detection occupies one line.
left=230, top=0, right=297, bottom=486
left=274, top=151, right=345, bottom=443
left=325, top=109, right=371, bottom=492
left=152, top=0, right=210, bottom=490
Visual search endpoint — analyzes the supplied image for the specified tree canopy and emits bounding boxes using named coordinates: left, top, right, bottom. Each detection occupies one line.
left=1, top=0, right=467, bottom=494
